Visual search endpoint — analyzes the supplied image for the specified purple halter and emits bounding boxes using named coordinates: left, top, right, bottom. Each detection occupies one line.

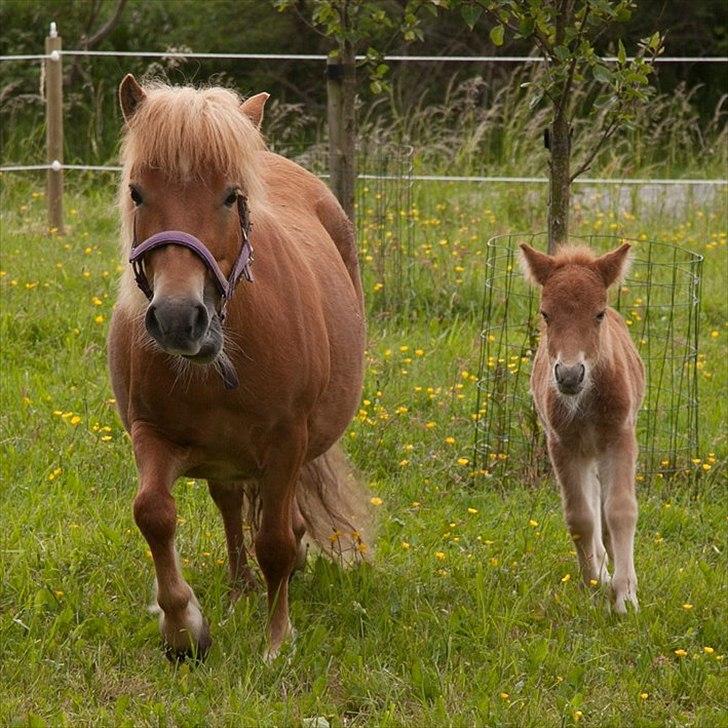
left=129, top=194, right=254, bottom=323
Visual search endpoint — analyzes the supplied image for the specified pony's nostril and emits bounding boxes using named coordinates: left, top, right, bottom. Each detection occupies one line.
left=554, top=363, right=563, bottom=383
left=145, top=303, right=164, bottom=336
left=578, top=363, right=586, bottom=382
left=190, top=303, right=209, bottom=340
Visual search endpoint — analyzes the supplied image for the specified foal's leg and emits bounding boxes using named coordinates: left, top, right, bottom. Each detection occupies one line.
left=255, top=426, right=307, bottom=660
left=131, top=424, right=210, bottom=659
left=588, top=467, right=610, bottom=585
left=208, top=480, right=258, bottom=601
left=548, top=439, right=601, bottom=585
left=598, top=432, right=639, bottom=613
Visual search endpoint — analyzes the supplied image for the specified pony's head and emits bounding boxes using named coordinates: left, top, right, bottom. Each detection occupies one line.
left=118, top=74, right=269, bottom=363
left=519, top=242, right=632, bottom=397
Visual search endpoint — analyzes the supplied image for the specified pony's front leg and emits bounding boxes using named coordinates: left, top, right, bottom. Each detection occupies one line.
left=548, top=438, right=601, bottom=585
left=598, top=431, right=639, bottom=613
left=131, top=423, right=211, bottom=660
left=208, top=480, right=259, bottom=601
left=255, top=426, right=307, bottom=661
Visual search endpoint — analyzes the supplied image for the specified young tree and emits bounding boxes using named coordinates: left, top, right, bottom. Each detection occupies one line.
left=413, top=0, right=663, bottom=251
left=274, top=1, right=412, bottom=222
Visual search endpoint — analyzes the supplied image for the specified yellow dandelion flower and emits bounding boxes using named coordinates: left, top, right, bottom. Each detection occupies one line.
left=499, top=692, right=509, bottom=700
left=457, top=457, right=470, bottom=466
left=639, top=692, right=648, bottom=700
left=589, top=579, right=598, bottom=587
left=415, top=349, right=424, bottom=356
left=682, top=603, right=693, bottom=610
left=529, top=519, right=539, bottom=527
left=370, top=497, right=383, bottom=507
left=401, top=541, right=410, bottom=550
left=425, top=421, right=437, bottom=429
left=69, top=415, right=81, bottom=426
left=434, top=551, right=446, bottom=561
left=674, top=649, right=687, bottom=657
left=573, top=710, right=583, bottom=722
left=561, top=573, right=571, bottom=583
left=467, top=507, right=478, bottom=514
left=703, top=646, right=714, bottom=654
left=444, top=436, right=456, bottom=445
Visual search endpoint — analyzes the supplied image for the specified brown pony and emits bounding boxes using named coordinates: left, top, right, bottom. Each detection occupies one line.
left=108, top=76, right=371, bottom=661
left=519, top=243, right=645, bottom=613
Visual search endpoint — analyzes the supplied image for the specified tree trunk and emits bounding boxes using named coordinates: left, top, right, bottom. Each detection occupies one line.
left=326, top=42, right=357, bottom=224
left=547, top=110, right=571, bottom=253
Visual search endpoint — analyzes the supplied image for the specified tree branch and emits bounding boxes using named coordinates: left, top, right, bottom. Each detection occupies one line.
left=81, top=0, right=128, bottom=49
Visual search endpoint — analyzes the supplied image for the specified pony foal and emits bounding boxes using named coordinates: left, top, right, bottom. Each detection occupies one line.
left=520, top=243, right=645, bottom=612
left=108, top=76, right=371, bottom=661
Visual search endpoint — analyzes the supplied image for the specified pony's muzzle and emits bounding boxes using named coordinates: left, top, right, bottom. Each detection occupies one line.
left=146, top=297, right=210, bottom=356
left=554, top=362, right=586, bottom=395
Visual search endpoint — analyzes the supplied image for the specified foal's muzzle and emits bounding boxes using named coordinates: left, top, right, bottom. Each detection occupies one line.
left=554, top=362, right=586, bottom=395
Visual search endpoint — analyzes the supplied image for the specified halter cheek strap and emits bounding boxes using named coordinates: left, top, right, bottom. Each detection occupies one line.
left=128, top=194, right=254, bottom=323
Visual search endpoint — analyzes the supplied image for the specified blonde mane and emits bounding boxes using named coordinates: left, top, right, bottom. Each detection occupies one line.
left=117, top=82, right=267, bottom=311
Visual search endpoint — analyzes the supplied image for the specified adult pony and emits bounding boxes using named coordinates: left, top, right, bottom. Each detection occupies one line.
left=108, top=75, right=370, bottom=661
left=519, top=243, right=645, bottom=613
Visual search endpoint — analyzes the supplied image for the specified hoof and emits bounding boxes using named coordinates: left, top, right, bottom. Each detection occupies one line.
left=263, top=622, right=296, bottom=663
left=163, top=619, right=212, bottom=663
left=611, top=577, right=639, bottom=614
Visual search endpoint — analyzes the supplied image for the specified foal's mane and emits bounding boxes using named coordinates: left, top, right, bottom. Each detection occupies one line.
left=117, top=82, right=267, bottom=310
left=550, top=244, right=600, bottom=269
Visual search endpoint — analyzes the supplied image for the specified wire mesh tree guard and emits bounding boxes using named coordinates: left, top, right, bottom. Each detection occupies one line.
left=473, top=233, right=703, bottom=486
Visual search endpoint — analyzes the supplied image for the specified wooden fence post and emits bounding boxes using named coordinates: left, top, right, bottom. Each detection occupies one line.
left=326, top=54, right=356, bottom=224
left=45, top=22, right=64, bottom=234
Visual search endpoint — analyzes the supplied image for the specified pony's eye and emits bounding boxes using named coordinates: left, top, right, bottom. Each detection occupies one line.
left=130, top=186, right=143, bottom=206
left=224, top=190, right=238, bottom=207
left=596, top=310, right=606, bottom=322
left=540, top=310, right=550, bottom=323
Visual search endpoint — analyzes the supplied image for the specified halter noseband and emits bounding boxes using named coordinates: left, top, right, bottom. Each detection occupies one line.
left=129, top=194, right=254, bottom=323
left=128, top=194, right=254, bottom=390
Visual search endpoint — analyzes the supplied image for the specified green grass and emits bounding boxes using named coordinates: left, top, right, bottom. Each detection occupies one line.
left=1, top=175, right=726, bottom=727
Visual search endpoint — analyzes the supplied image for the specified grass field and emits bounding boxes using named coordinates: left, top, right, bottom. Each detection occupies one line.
left=1, top=175, right=726, bottom=727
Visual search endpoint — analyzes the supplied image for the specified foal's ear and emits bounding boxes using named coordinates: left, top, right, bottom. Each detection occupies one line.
left=519, top=244, right=554, bottom=286
left=240, top=92, right=270, bottom=129
left=119, top=74, right=146, bottom=123
left=595, top=243, right=632, bottom=288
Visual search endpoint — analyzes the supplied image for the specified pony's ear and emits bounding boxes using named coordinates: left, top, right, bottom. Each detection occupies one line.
left=240, top=92, right=270, bottom=129
left=595, top=243, right=632, bottom=288
left=519, top=243, right=554, bottom=286
left=119, top=74, right=146, bottom=123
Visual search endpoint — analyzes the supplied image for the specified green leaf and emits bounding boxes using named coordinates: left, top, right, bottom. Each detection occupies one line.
left=460, top=5, right=483, bottom=30
left=617, top=39, right=626, bottom=65
left=490, top=24, right=505, bottom=47
left=648, top=31, right=661, bottom=50
left=593, top=64, right=612, bottom=83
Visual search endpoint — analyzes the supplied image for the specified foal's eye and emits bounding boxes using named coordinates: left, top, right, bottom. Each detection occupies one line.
left=129, top=186, right=143, bottom=206
left=224, top=190, right=238, bottom=207
left=596, top=310, right=606, bottom=322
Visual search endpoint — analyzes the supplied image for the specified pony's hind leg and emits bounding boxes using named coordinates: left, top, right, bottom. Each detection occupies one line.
left=598, top=433, right=639, bottom=613
left=131, top=423, right=211, bottom=661
left=548, top=439, right=601, bottom=586
left=208, top=480, right=259, bottom=601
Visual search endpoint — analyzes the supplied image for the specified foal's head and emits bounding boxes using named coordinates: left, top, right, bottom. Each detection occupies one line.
left=520, top=242, right=632, bottom=397
left=118, top=75, right=269, bottom=362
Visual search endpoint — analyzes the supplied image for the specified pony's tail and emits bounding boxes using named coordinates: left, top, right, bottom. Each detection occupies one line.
left=296, top=442, right=374, bottom=565
left=243, top=442, right=374, bottom=566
